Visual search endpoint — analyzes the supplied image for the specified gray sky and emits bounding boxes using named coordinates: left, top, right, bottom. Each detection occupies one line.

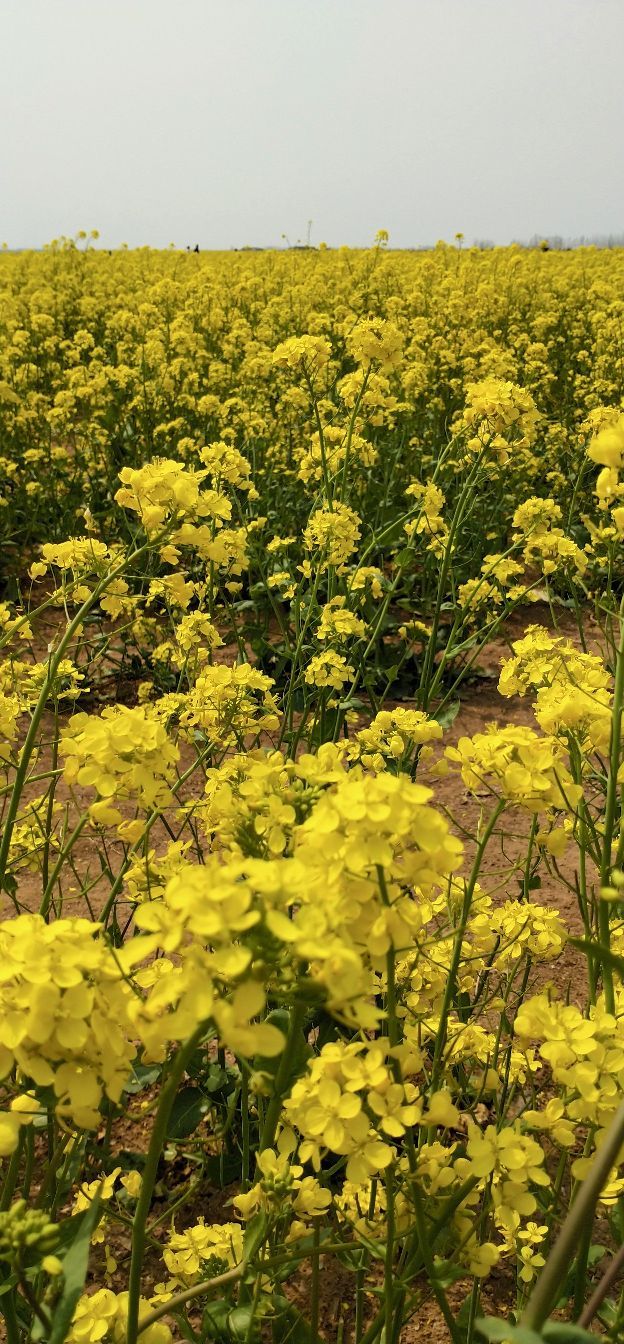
left=2, top=0, right=623, bottom=250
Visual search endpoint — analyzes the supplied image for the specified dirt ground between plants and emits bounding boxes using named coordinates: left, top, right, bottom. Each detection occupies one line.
left=1, top=602, right=606, bottom=1341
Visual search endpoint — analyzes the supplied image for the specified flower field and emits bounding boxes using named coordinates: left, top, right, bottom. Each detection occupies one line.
left=3, top=233, right=624, bottom=1342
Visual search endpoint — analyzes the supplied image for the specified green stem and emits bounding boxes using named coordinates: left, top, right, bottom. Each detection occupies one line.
left=1, top=1292, right=20, bottom=1344
left=384, top=1166, right=396, bottom=1342
left=126, top=1021, right=209, bottom=1344
left=338, top=367, right=371, bottom=503
left=241, top=1069, right=250, bottom=1189
left=431, top=801, right=505, bottom=1090
left=40, top=699, right=60, bottom=905
left=0, top=542, right=152, bottom=892
left=465, top=1279, right=480, bottom=1344
left=411, top=1185, right=462, bottom=1344
left=597, top=595, right=624, bottom=1014
left=310, top=1221, right=320, bottom=1343
left=354, top=1255, right=366, bottom=1343
left=522, top=1097, right=624, bottom=1330
left=304, top=369, right=333, bottom=505
left=572, top=1219, right=592, bottom=1321
left=259, top=1001, right=307, bottom=1152
left=17, top=1274, right=52, bottom=1336
left=20, top=1127, right=35, bottom=1200
left=579, top=1237, right=624, bottom=1329
left=39, top=815, right=88, bottom=918
left=98, top=740, right=215, bottom=925
left=419, top=452, right=484, bottom=710
left=0, top=1138, right=22, bottom=1212
left=33, top=1128, right=72, bottom=1214
left=136, top=1262, right=246, bottom=1335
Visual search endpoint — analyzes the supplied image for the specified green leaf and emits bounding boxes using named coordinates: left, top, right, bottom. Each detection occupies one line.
left=203, top=1066, right=232, bottom=1096
left=542, top=1326, right=598, bottom=1344
left=166, top=1086, right=206, bottom=1140
left=242, top=1211, right=268, bottom=1262
left=475, top=1320, right=543, bottom=1344
left=204, top=1152, right=242, bottom=1186
left=184, top=1042, right=221, bottom=1081
left=200, top=1299, right=231, bottom=1342
left=123, top=1062, right=161, bottom=1094
left=456, top=1294, right=476, bottom=1330
left=226, top=1306, right=256, bottom=1341
left=587, top=1243, right=607, bottom=1267
left=431, top=1257, right=467, bottom=1288
left=253, top=1009, right=310, bottom=1090
left=596, top=1299, right=618, bottom=1327
left=44, top=1194, right=101, bottom=1344
left=433, top=699, right=461, bottom=731
left=269, top=1294, right=316, bottom=1343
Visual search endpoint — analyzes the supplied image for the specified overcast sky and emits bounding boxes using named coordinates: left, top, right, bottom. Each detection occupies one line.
left=1, top=0, right=623, bottom=250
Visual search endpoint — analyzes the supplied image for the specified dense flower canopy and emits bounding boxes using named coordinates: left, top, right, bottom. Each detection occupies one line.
left=1, top=238, right=624, bottom=1342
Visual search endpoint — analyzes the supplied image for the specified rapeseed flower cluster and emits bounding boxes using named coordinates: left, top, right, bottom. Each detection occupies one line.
left=2, top=239, right=624, bottom=1341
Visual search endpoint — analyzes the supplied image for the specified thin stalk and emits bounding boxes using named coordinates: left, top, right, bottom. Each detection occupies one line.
left=259, top=1001, right=307, bottom=1152
left=572, top=1219, right=593, bottom=1321
left=17, top=1273, right=52, bottom=1337
left=354, top=1181, right=378, bottom=1343
left=411, top=1186, right=462, bottom=1344
left=597, top=595, right=624, bottom=1014
left=310, top=1221, right=321, bottom=1343
left=136, top=1262, right=246, bottom=1335
left=419, top=452, right=484, bottom=710
left=40, top=698, right=60, bottom=901
left=354, top=1254, right=366, bottom=1343
left=1, top=1293, right=20, bottom=1344
left=522, top=1097, right=624, bottom=1330
left=431, top=801, right=505, bottom=1090
left=579, top=1237, right=624, bottom=1328
left=126, top=1021, right=209, bottom=1344
left=383, top=1166, right=396, bottom=1343
left=0, top=1139, right=23, bottom=1212
left=465, top=1280, right=480, bottom=1344
left=241, top=1069, right=251, bottom=1189
left=98, top=741, right=215, bottom=925
left=338, top=367, right=371, bottom=503
left=20, top=1127, right=35, bottom=1200
left=304, top=369, right=333, bottom=505
left=27, top=1119, right=59, bottom=1193
left=0, top=540, right=153, bottom=891
left=39, top=815, right=88, bottom=918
